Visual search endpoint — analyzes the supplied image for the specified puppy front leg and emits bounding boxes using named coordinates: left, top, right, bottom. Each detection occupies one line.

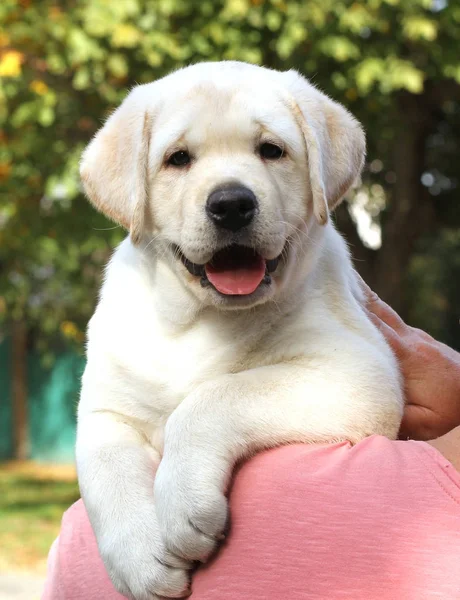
left=76, top=411, right=191, bottom=600
left=154, top=361, right=402, bottom=562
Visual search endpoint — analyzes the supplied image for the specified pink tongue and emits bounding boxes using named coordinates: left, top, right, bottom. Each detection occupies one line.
left=205, top=256, right=266, bottom=295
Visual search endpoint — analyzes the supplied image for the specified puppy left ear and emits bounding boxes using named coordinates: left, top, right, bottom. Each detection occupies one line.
left=282, top=71, right=366, bottom=225
left=80, top=85, right=153, bottom=244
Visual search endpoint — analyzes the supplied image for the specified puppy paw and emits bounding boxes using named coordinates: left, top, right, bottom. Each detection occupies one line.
left=99, top=507, right=192, bottom=600
left=154, top=458, right=229, bottom=562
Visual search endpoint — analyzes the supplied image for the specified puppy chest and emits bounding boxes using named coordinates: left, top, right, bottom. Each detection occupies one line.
left=112, top=309, right=279, bottom=412
left=129, top=333, right=245, bottom=409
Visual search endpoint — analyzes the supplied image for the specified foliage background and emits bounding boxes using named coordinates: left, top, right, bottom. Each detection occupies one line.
left=1, top=0, right=459, bottom=355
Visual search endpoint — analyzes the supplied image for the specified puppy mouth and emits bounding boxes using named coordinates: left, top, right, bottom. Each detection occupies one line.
left=175, top=245, right=280, bottom=296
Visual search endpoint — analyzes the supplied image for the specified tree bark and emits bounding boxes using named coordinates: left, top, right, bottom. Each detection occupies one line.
left=373, top=92, right=435, bottom=317
left=11, top=321, right=29, bottom=460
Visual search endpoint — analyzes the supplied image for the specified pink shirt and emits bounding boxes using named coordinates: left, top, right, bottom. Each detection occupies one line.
left=43, top=436, right=460, bottom=600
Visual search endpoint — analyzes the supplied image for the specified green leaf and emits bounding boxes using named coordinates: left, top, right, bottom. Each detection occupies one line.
left=403, top=16, right=438, bottom=41
left=107, top=54, right=129, bottom=78
left=318, top=36, right=360, bottom=62
left=355, top=58, right=386, bottom=94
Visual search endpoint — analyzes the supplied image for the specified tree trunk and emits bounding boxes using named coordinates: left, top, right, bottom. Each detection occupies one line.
left=11, top=321, right=29, bottom=460
left=373, top=92, right=435, bottom=317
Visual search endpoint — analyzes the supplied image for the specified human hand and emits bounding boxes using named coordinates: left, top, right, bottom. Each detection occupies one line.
left=359, top=278, right=460, bottom=440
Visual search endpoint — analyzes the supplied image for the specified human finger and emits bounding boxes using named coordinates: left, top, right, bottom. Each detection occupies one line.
left=366, top=309, right=406, bottom=361
left=356, top=275, right=406, bottom=332
left=399, top=405, right=444, bottom=441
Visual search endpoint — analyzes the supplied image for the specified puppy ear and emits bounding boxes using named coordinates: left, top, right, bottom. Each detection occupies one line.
left=282, top=71, right=366, bottom=225
left=80, top=86, right=152, bottom=244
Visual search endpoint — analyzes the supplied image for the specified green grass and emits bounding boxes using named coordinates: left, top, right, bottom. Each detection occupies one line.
left=0, top=464, right=80, bottom=573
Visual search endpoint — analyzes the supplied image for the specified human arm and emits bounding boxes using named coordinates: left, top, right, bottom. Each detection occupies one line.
left=428, top=425, right=460, bottom=471
left=44, top=435, right=460, bottom=600
left=360, top=278, right=460, bottom=440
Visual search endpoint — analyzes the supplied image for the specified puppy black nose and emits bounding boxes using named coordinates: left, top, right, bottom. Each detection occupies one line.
left=206, top=185, right=258, bottom=232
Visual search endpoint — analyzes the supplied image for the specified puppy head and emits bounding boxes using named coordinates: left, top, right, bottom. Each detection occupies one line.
left=81, top=62, right=365, bottom=309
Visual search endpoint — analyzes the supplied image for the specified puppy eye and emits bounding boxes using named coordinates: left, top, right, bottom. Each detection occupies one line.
left=168, top=150, right=191, bottom=167
left=259, top=142, right=284, bottom=160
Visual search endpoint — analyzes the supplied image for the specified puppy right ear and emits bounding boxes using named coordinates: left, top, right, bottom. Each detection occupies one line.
left=280, top=70, right=366, bottom=226
left=80, top=86, right=152, bottom=244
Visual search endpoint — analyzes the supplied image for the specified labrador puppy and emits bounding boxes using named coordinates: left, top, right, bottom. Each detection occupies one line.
left=77, top=61, right=403, bottom=600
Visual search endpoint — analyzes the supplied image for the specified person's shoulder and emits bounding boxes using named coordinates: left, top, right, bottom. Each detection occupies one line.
left=61, top=498, right=89, bottom=533
left=45, top=499, right=126, bottom=599
left=236, top=436, right=460, bottom=502
left=428, top=425, right=460, bottom=473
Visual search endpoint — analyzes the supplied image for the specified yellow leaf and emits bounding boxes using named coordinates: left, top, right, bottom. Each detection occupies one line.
left=0, top=50, right=24, bottom=78
left=49, top=6, right=62, bottom=19
left=223, top=0, right=250, bottom=19
left=111, top=24, right=141, bottom=48
left=0, top=32, right=9, bottom=48
left=0, top=161, right=11, bottom=181
left=60, top=321, right=79, bottom=339
left=30, top=80, right=49, bottom=96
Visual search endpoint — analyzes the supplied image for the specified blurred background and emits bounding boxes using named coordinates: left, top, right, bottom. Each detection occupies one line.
left=0, top=0, right=459, bottom=594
